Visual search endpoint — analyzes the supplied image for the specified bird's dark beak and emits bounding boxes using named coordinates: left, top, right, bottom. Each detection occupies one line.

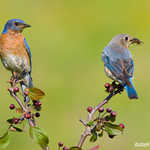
left=130, top=38, right=142, bottom=45
left=22, top=23, right=31, bottom=28
left=16, top=22, right=31, bottom=28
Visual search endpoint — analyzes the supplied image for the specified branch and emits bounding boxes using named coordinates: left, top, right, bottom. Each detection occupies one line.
left=8, top=85, right=50, bottom=150
left=77, top=87, right=123, bottom=148
left=8, top=87, right=36, bottom=127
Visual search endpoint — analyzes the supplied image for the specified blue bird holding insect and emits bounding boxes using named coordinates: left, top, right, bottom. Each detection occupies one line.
left=102, top=34, right=141, bottom=99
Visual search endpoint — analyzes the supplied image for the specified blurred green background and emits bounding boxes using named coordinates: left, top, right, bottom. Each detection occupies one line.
left=0, top=0, right=150, bottom=150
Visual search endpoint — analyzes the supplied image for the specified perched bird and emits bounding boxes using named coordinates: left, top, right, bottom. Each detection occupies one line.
left=0, top=19, right=32, bottom=102
left=102, top=34, right=141, bottom=99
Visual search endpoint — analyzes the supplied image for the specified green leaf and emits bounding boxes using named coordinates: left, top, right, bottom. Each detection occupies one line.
left=7, top=119, right=14, bottom=124
left=105, top=115, right=116, bottom=122
left=69, top=146, right=82, bottom=150
left=0, top=131, right=9, bottom=149
left=104, top=122, right=123, bottom=136
left=90, top=132, right=97, bottom=142
left=29, top=126, right=49, bottom=149
left=27, top=88, right=45, bottom=100
left=104, top=126, right=114, bottom=136
left=87, top=121, right=94, bottom=127
left=104, top=122, right=123, bottom=132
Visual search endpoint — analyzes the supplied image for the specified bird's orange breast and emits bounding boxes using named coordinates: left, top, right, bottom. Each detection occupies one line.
left=0, top=30, right=30, bottom=66
left=0, top=30, right=30, bottom=73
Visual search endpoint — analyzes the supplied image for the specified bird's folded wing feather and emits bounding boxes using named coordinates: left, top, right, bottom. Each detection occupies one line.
left=102, top=46, right=134, bottom=81
left=24, top=38, right=32, bottom=73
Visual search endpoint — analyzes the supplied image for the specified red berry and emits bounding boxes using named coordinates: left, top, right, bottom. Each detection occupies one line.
left=35, top=112, right=40, bottom=117
left=24, top=91, right=29, bottom=96
left=25, top=113, right=31, bottom=119
left=58, top=141, right=63, bottom=147
left=106, top=108, right=112, bottom=113
left=98, top=107, right=104, bottom=113
left=111, top=111, right=116, bottom=117
left=9, top=104, right=15, bottom=110
left=13, top=87, right=19, bottom=93
left=63, top=146, right=69, bottom=150
left=87, top=106, right=93, bottom=113
left=119, top=123, right=125, bottom=129
left=35, top=101, right=42, bottom=106
left=104, top=83, right=110, bottom=88
left=13, top=118, right=19, bottom=124
left=108, top=85, right=114, bottom=92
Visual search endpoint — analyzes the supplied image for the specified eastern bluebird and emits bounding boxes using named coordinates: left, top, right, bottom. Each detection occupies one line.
left=102, top=34, right=141, bottom=99
left=0, top=19, right=32, bottom=102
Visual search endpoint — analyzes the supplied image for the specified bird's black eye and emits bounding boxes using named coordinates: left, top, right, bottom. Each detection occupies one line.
left=14, top=22, right=19, bottom=26
left=125, top=36, right=128, bottom=41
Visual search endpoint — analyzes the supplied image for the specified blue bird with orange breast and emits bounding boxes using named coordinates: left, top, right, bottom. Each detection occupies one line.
left=102, top=34, right=142, bottom=99
left=0, top=19, right=32, bottom=102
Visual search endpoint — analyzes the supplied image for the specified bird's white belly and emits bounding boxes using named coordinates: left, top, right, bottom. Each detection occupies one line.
left=2, top=54, right=30, bottom=73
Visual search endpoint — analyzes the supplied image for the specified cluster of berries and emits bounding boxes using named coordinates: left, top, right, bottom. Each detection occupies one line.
left=9, top=103, right=41, bottom=125
left=8, top=86, right=41, bottom=125
left=104, top=82, right=124, bottom=93
left=87, top=106, right=125, bottom=140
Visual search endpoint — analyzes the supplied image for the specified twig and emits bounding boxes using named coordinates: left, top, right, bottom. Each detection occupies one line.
left=79, top=119, right=87, bottom=127
left=8, top=87, right=35, bottom=127
left=77, top=88, right=123, bottom=148
left=8, top=88, right=27, bottom=112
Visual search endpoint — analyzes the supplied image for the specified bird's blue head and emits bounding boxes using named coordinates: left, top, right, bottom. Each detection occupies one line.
left=2, top=19, right=31, bottom=34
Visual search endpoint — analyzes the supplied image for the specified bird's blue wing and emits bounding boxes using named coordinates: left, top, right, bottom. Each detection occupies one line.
left=24, top=38, right=32, bottom=73
left=102, top=46, right=134, bottom=81
left=102, top=54, right=122, bottom=79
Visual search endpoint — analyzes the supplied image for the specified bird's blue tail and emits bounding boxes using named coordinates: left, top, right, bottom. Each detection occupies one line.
left=124, top=78, right=138, bottom=99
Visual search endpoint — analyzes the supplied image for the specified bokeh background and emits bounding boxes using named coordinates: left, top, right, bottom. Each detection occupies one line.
left=0, top=0, right=150, bottom=150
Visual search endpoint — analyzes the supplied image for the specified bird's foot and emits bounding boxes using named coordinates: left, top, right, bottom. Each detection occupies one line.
left=7, top=77, right=26, bottom=87
left=16, top=79, right=26, bottom=84
left=7, top=76, right=17, bottom=87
